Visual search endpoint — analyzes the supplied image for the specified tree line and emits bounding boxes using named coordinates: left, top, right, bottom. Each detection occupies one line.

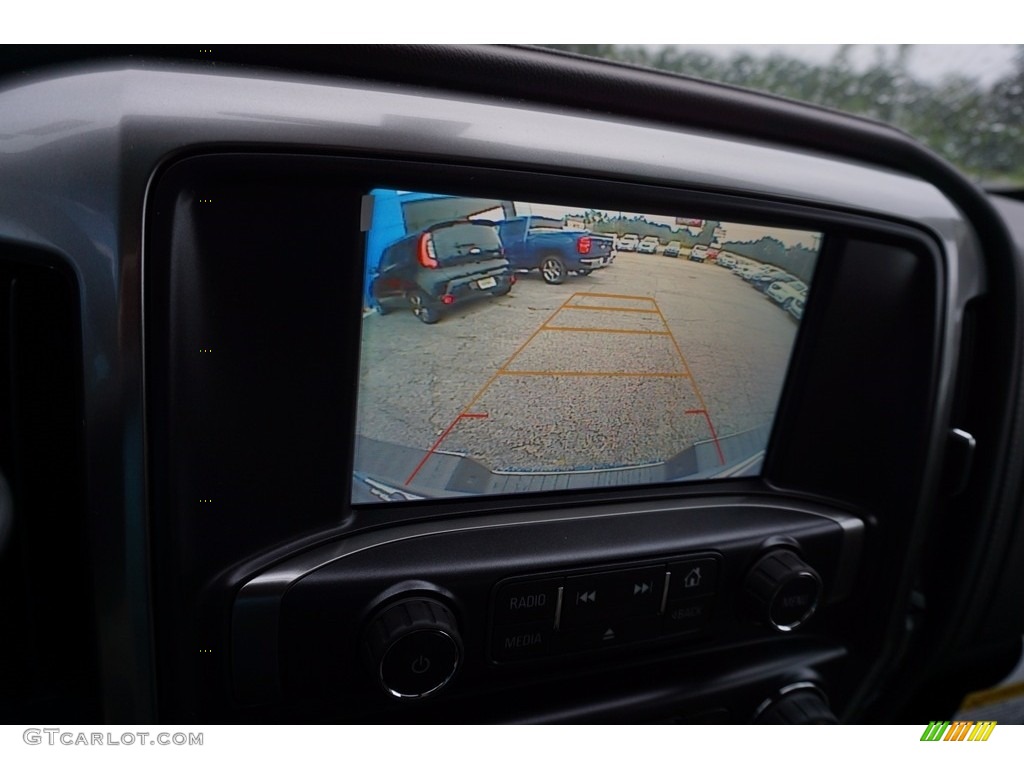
left=547, top=45, right=1024, bottom=185
left=578, top=212, right=814, bottom=278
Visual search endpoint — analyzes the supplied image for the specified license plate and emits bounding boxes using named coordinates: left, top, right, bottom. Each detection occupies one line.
left=477, top=277, right=497, bottom=289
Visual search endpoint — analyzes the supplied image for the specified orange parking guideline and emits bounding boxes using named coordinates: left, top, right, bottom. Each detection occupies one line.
left=655, top=293, right=725, bottom=466
left=405, top=290, right=726, bottom=485
left=463, top=292, right=580, bottom=411
left=404, top=293, right=579, bottom=485
left=499, top=370, right=690, bottom=378
left=543, top=326, right=670, bottom=335
left=558, top=305, right=658, bottom=314
left=570, top=292, right=658, bottom=303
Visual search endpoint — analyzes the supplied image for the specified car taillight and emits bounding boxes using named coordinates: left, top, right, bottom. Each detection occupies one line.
left=577, top=236, right=591, bottom=255
left=441, top=294, right=455, bottom=305
left=418, top=232, right=439, bottom=268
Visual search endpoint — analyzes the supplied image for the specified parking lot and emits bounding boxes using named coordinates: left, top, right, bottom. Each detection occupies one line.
left=355, top=251, right=800, bottom=493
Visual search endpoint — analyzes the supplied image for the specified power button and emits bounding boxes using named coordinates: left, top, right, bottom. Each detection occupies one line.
left=364, top=598, right=462, bottom=699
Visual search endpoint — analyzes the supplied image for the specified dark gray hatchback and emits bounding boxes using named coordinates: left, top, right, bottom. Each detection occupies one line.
left=371, top=220, right=514, bottom=323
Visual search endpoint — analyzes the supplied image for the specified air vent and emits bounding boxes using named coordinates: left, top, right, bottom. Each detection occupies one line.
left=0, top=249, right=98, bottom=720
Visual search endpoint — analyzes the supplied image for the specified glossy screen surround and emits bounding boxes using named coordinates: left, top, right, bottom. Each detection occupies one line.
left=352, top=189, right=821, bottom=503
left=139, top=155, right=957, bottom=718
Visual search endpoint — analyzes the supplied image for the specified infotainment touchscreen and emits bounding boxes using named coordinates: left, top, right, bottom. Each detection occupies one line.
left=352, top=190, right=822, bottom=503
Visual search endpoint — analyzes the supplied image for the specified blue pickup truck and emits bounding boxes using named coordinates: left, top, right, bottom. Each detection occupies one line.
left=496, top=216, right=614, bottom=284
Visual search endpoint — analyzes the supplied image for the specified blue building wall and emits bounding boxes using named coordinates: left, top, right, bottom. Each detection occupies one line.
left=363, top=189, right=449, bottom=308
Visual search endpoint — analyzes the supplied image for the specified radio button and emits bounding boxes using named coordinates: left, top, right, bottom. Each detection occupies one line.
left=493, top=578, right=562, bottom=626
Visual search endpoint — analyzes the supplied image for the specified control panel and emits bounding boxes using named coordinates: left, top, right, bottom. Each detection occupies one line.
left=231, top=499, right=862, bottom=718
left=490, top=555, right=722, bottom=662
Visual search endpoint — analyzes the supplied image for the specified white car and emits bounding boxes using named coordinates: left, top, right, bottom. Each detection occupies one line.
left=788, top=296, right=805, bottom=320
left=716, top=253, right=737, bottom=268
left=638, top=235, right=660, bottom=254
left=767, top=280, right=808, bottom=308
left=746, top=266, right=785, bottom=283
left=732, top=265, right=761, bottom=279
left=617, top=233, right=640, bottom=252
left=689, top=244, right=709, bottom=262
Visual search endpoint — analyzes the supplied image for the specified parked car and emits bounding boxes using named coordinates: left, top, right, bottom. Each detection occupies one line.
left=766, top=279, right=808, bottom=307
left=371, top=220, right=513, bottom=323
left=717, top=253, right=737, bottom=268
left=788, top=296, right=805, bottom=320
left=751, top=270, right=797, bottom=291
left=638, top=235, right=660, bottom=254
left=496, top=216, right=614, bottom=284
left=732, top=264, right=762, bottom=279
left=663, top=240, right=682, bottom=258
left=690, top=244, right=710, bottom=262
left=745, top=267, right=786, bottom=285
left=617, top=233, right=640, bottom=252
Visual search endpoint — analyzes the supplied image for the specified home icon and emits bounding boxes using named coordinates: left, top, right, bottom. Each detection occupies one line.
left=684, top=567, right=702, bottom=589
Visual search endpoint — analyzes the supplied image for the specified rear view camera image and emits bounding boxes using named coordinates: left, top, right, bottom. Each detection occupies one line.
left=352, top=190, right=821, bottom=503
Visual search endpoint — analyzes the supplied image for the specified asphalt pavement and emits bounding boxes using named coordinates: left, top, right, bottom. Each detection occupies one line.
left=354, top=251, right=799, bottom=496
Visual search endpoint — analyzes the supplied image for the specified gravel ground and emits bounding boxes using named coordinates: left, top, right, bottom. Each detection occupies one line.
left=355, top=252, right=799, bottom=477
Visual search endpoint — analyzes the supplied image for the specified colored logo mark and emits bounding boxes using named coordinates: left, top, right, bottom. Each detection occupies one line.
left=920, top=721, right=996, bottom=741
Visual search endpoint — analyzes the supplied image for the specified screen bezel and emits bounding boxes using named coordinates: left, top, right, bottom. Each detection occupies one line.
left=145, top=151, right=945, bottom=558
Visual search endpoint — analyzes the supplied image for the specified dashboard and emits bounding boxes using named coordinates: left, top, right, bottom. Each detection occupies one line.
left=1, top=45, right=1024, bottom=725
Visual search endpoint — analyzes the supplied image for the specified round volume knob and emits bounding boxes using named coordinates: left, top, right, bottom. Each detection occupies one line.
left=744, top=549, right=822, bottom=632
left=363, top=597, right=462, bottom=699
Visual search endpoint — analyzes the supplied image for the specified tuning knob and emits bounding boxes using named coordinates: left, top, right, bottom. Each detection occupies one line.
left=744, top=549, right=822, bottom=632
left=363, top=597, right=462, bottom=699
